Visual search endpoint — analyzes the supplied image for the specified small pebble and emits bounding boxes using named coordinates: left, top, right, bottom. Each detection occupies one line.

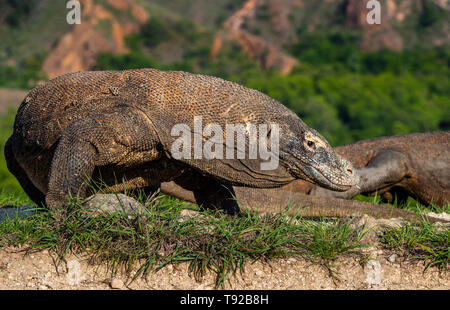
left=388, top=254, right=397, bottom=263
left=110, top=278, right=124, bottom=289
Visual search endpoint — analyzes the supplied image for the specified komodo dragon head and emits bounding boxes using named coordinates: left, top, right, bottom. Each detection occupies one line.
left=275, top=115, right=359, bottom=191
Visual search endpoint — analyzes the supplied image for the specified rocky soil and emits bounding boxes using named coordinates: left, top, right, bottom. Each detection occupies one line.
left=0, top=213, right=448, bottom=290
left=0, top=243, right=448, bottom=290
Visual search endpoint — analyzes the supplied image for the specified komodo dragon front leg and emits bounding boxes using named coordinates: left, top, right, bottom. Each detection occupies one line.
left=44, top=107, right=241, bottom=214
left=310, top=150, right=409, bottom=201
left=169, top=169, right=241, bottom=215
left=46, top=108, right=161, bottom=208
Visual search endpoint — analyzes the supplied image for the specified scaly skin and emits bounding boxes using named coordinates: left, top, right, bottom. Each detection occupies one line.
left=283, top=132, right=450, bottom=207
left=159, top=182, right=445, bottom=224
left=5, top=69, right=356, bottom=214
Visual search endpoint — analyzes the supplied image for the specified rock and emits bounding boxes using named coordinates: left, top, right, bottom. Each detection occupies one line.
left=387, top=254, right=397, bottom=263
left=344, top=214, right=404, bottom=230
left=110, top=278, right=124, bottom=289
left=211, top=0, right=298, bottom=75
left=255, top=270, right=264, bottom=277
left=83, top=194, right=148, bottom=218
left=42, top=0, right=148, bottom=79
left=66, top=260, right=82, bottom=285
left=341, top=214, right=404, bottom=244
left=287, top=258, right=297, bottom=264
left=426, top=212, right=450, bottom=223
left=178, top=209, right=200, bottom=222
left=365, top=259, right=383, bottom=286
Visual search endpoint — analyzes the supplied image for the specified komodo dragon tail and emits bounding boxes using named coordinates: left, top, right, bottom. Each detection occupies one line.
left=160, top=182, right=448, bottom=224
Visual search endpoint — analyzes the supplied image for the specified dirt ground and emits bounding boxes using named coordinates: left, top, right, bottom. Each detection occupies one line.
left=0, top=240, right=448, bottom=290
left=0, top=209, right=449, bottom=290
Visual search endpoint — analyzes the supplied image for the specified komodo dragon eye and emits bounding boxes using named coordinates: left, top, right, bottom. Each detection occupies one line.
left=303, top=132, right=325, bottom=151
left=306, top=140, right=316, bottom=149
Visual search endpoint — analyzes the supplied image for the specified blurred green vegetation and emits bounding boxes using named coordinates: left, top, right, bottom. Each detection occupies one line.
left=0, top=109, right=22, bottom=195
left=94, top=23, right=450, bottom=146
left=0, top=53, right=46, bottom=89
left=419, top=0, right=446, bottom=28
left=0, top=0, right=38, bottom=28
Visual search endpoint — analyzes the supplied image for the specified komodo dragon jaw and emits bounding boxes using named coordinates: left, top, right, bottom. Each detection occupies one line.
left=280, top=130, right=359, bottom=191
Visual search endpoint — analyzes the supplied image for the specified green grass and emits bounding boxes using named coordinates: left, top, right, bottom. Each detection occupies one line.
left=0, top=189, right=33, bottom=207
left=1, top=188, right=448, bottom=288
left=0, top=108, right=21, bottom=195
left=381, top=220, right=450, bottom=271
left=354, top=192, right=450, bottom=214
left=0, top=192, right=368, bottom=288
left=352, top=192, right=450, bottom=271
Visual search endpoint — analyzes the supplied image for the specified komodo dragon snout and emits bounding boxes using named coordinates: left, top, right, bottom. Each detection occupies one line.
left=281, top=128, right=359, bottom=191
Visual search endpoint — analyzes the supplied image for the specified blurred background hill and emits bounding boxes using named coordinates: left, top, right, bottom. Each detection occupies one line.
left=0, top=0, right=449, bottom=193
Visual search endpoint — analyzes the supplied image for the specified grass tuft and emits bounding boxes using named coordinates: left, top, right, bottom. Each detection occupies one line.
left=1, top=188, right=448, bottom=287
left=0, top=192, right=368, bottom=288
left=380, top=220, right=450, bottom=271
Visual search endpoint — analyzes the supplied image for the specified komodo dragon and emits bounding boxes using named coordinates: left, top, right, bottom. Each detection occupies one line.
left=283, top=132, right=450, bottom=207
left=5, top=68, right=358, bottom=215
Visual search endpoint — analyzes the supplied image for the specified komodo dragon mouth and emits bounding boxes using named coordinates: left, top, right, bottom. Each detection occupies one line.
left=300, top=163, right=359, bottom=191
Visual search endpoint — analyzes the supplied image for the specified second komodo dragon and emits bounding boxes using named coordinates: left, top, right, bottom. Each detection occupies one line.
left=5, top=68, right=357, bottom=214
left=284, top=132, right=450, bottom=207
